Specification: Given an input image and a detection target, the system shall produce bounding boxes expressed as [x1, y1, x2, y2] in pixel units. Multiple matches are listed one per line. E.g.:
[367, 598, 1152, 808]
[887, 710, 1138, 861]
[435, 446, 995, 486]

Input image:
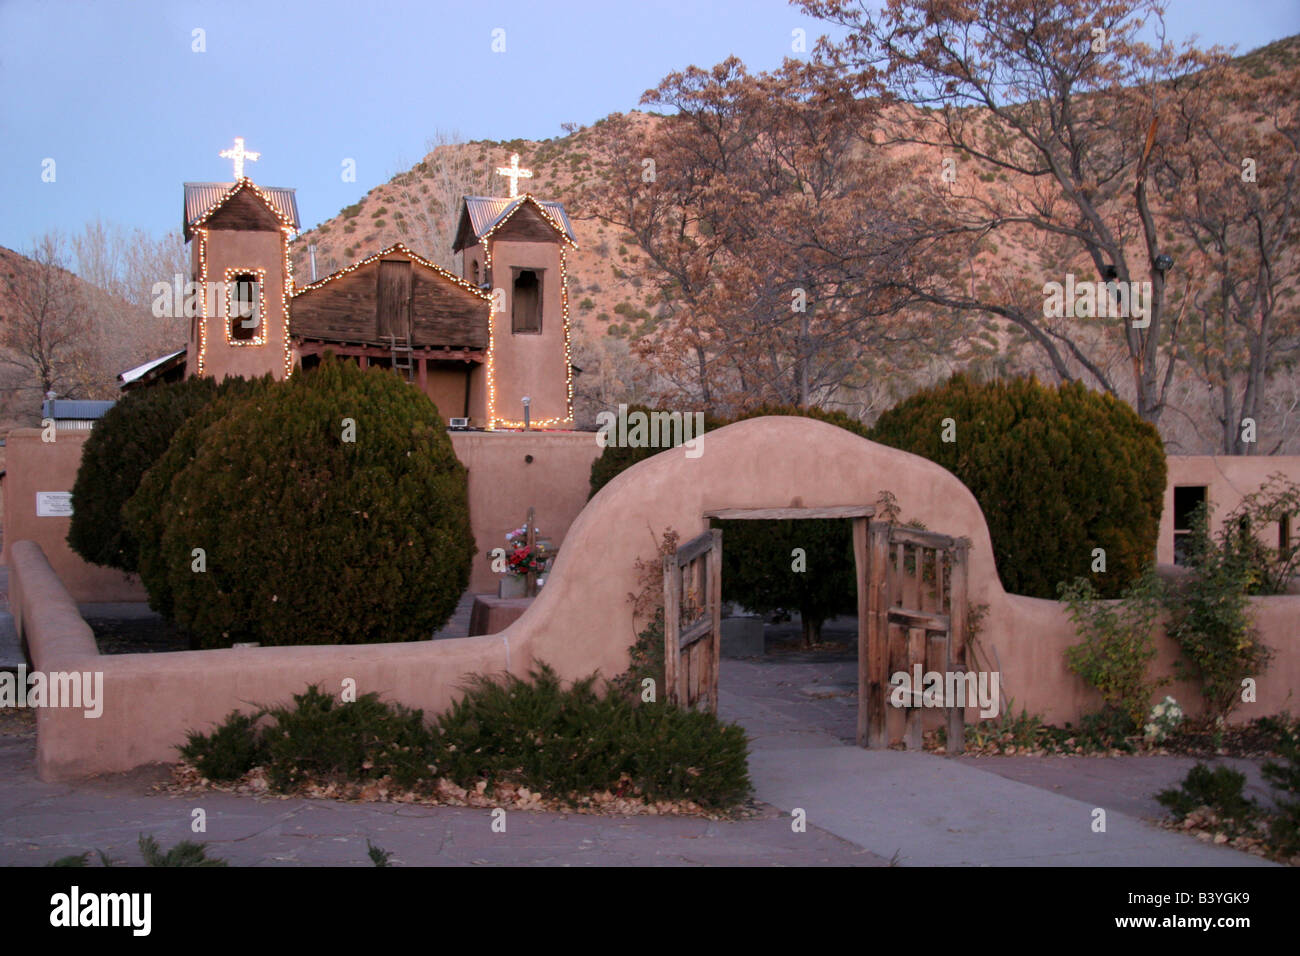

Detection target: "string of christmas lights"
[484, 197, 578, 429]
[190, 178, 299, 378]
[292, 241, 492, 299]
[222, 266, 268, 346]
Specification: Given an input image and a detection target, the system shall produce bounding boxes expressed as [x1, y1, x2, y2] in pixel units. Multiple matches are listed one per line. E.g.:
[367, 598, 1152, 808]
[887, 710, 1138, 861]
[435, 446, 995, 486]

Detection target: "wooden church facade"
[169, 152, 576, 429]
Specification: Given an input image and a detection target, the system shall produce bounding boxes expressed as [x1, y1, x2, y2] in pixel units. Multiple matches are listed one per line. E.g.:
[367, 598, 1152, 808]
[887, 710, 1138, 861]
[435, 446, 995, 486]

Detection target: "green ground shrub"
[177, 665, 753, 811]
[261, 686, 436, 791]
[434, 664, 750, 809]
[1156, 763, 1259, 833]
[68, 376, 221, 572]
[178, 710, 265, 781]
[868, 374, 1166, 598]
[141, 356, 475, 647]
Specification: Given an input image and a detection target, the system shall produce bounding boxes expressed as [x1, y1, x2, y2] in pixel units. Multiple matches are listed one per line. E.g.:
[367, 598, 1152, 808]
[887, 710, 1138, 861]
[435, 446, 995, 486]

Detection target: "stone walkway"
[720, 653, 1275, 867]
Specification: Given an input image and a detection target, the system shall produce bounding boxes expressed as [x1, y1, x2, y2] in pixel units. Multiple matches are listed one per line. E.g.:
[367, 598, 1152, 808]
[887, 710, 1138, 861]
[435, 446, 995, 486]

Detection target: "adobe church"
[126, 139, 577, 429]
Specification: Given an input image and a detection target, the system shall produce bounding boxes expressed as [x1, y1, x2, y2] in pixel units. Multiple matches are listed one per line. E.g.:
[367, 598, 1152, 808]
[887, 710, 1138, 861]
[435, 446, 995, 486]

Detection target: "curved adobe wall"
[499, 416, 1006, 679]
[500, 415, 1300, 724]
[19, 416, 1299, 779]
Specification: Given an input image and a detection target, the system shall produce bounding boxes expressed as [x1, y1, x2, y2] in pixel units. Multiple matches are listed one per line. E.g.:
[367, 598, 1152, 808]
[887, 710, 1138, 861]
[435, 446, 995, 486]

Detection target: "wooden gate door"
[663, 529, 722, 710]
[860, 521, 969, 753]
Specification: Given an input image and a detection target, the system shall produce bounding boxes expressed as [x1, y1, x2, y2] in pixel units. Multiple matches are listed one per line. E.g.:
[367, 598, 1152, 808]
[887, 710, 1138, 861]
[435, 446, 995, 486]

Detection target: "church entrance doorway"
[662, 508, 970, 752]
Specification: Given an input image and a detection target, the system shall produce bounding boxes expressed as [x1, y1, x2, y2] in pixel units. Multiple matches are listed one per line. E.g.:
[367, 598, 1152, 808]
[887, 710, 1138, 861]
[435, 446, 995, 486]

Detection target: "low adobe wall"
[2, 430, 146, 602]
[14, 417, 1300, 780]
[1, 427, 601, 601]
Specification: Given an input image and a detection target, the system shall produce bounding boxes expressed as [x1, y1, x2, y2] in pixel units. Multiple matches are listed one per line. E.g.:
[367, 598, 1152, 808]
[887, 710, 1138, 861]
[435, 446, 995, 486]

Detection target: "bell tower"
[183, 139, 299, 383]
[452, 155, 576, 428]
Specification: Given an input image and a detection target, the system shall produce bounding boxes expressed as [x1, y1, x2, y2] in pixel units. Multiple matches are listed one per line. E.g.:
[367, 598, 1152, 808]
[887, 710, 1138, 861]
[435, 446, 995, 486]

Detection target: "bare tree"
[802, 0, 1225, 427]
[0, 233, 101, 400]
[386, 131, 495, 270]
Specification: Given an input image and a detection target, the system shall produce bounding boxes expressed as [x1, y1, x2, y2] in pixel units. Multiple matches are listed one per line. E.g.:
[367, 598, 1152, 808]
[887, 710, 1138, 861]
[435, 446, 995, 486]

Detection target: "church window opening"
[225, 268, 265, 344]
[512, 268, 542, 333]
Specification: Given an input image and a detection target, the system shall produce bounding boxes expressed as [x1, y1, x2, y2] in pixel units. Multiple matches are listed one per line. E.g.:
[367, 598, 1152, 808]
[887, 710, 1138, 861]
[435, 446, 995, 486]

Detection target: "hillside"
[287, 35, 1300, 447]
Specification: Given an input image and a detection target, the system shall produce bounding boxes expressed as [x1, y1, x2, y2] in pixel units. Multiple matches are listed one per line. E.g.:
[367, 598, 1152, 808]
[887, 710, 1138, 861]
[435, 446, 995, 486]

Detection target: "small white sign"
[36, 492, 73, 517]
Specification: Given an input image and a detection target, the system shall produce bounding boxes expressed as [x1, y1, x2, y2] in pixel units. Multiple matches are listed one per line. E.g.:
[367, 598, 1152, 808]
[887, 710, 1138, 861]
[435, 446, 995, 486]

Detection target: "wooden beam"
[888, 526, 959, 551]
[703, 505, 876, 521]
[887, 607, 951, 633]
[674, 530, 716, 567]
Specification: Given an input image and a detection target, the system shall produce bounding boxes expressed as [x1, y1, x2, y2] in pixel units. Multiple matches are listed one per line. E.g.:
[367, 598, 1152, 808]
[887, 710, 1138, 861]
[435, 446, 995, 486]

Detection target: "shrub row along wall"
[1, 427, 603, 601]
[13, 417, 1300, 780]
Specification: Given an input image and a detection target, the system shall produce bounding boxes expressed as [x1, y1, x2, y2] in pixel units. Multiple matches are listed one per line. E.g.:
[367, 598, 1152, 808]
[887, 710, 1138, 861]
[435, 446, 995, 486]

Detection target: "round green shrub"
[868, 374, 1166, 598]
[67, 376, 220, 572]
[124, 375, 275, 621]
[144, 356, 475, 647]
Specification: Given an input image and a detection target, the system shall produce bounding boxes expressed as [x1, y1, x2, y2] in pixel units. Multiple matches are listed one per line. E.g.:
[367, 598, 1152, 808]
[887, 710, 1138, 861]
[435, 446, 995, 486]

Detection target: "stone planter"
[498, 575, 527, 599]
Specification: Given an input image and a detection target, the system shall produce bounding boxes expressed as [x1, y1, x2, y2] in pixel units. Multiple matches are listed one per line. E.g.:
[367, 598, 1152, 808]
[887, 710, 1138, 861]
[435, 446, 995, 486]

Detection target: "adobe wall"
[1, 430, 145, 602]
[503, 418, 1300, 724]
[449, 429, 601, 593]
[1158, 455, 1300, 565]
[14, 417, 1300, 780]
[1, 426, 600, 601]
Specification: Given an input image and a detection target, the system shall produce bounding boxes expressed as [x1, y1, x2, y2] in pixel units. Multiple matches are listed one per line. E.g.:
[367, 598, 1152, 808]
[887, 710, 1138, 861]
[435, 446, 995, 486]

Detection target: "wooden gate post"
[853, 517, 869, 747]
[946, 539, 969, 755]
[663, 552, 680, 706]
[865, 521, 892, 748]
[707, 528, 722, 712]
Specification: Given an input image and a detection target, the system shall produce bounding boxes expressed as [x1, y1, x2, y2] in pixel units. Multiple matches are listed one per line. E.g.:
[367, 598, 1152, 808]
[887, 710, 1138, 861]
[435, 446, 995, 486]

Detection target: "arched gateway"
[497, 416, 995, 750]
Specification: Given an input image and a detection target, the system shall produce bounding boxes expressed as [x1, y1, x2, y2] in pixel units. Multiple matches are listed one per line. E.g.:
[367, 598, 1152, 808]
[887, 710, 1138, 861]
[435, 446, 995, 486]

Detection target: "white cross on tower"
[220, 137, 261, 180]
[495, 153, 533, 198]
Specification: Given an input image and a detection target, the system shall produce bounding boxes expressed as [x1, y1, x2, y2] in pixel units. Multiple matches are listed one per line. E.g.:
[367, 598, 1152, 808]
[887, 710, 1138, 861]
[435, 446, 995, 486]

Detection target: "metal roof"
[453, 195, 576, 252]
[183, 182, 300, 239]
[41, 399, 116, 421]
[118, 348, 187, 389]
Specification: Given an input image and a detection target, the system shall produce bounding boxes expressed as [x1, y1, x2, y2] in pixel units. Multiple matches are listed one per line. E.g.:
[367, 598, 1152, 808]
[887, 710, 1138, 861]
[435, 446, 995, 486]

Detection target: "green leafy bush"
[178, 710, 265, 781]
[868, 374, 1166, 598]
[261, 686, 436, 791]
[1059, 570, 1166, 727]
[1219, 475, 1300, 594]
[125, 375, 275, 622]
[68, 376, 221, 572]
[1164, 502, 1271, 720]
[434, 664, 750, 809]
[140, 356, 475, 647]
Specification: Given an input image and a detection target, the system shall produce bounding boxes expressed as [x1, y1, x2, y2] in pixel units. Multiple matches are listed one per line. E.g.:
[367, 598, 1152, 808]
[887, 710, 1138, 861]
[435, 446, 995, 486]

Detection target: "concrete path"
[0, 708, 884, 867]
[719, 656, 1275, 867]
[0, 599, 1279, 866]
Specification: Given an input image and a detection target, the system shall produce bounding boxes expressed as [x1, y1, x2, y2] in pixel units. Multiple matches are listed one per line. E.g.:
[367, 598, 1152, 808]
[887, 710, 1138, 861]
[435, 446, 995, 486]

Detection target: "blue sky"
[2, 0, 1298, 253]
